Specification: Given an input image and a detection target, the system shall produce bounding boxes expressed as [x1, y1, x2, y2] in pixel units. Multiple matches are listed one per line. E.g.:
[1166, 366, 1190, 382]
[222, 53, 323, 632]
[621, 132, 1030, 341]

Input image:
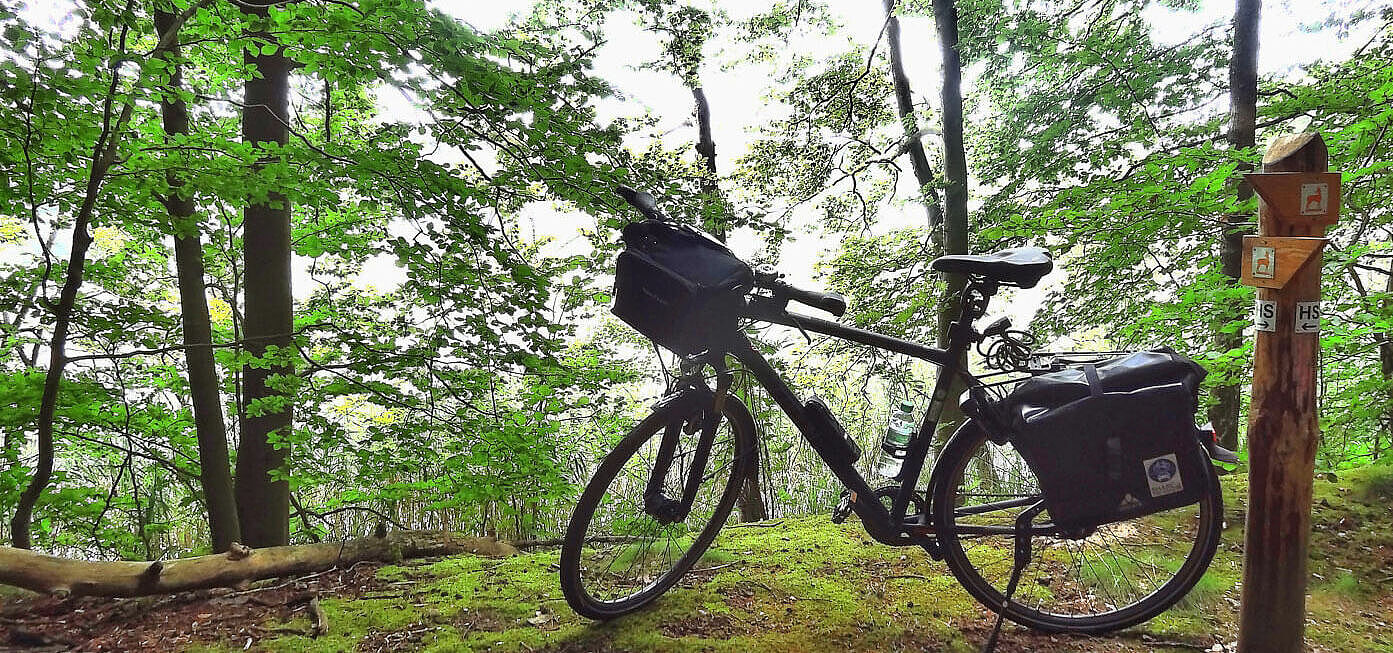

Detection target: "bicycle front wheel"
[931, 421, 1223, 633]
[560, 392, 755, 620]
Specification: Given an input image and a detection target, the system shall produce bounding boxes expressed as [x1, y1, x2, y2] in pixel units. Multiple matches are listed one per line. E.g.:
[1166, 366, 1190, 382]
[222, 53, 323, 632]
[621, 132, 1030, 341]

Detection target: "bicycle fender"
[650, 388, 758, 461]
[925, 419, 994, 518]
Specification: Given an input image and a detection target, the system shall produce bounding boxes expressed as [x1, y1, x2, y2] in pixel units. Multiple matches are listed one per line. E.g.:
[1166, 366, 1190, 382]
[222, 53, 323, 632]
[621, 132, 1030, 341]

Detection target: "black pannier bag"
[997, 349, 1212, 530]
[611, 219, 754, 356]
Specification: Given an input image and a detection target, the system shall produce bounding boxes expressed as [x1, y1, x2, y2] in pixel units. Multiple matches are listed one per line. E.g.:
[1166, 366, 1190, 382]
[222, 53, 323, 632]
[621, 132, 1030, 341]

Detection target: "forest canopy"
[0, 0, 1390, 561]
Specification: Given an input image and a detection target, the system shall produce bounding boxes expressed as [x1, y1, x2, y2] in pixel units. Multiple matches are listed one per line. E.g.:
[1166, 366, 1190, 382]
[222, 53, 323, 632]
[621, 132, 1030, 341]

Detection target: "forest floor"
[2, 470, 1392, 653]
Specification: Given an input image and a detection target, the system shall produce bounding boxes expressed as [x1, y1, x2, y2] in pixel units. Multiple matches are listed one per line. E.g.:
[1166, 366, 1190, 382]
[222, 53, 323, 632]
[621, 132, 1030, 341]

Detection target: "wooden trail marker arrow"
[1244, 171, 1341, 227]
[1239, 236, 1325, 289]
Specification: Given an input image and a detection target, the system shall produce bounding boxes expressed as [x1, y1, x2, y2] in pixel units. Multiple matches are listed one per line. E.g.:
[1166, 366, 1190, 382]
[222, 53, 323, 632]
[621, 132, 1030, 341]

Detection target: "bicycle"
[559, 187, 1224, 635]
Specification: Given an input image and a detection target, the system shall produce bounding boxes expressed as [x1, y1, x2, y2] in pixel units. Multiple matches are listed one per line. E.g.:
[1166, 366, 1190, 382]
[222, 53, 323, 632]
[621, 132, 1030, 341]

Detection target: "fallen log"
[0, 531, 516, 598]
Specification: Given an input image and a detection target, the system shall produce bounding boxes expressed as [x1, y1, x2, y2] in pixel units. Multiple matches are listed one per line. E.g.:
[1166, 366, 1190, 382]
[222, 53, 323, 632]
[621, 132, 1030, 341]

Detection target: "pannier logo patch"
[1143, 454, 1183, 497]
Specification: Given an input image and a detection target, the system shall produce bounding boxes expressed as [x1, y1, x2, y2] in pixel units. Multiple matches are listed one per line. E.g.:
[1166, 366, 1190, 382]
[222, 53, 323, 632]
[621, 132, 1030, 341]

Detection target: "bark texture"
[0, 532, 516, 598]
[931, 0, 969, 347]
[1211, 0, 1261, 451]
[930, 0, 970, 441]
[153, 8, 241, 554]
[234, 2, 294, 548]
[883, 0, 944, 235]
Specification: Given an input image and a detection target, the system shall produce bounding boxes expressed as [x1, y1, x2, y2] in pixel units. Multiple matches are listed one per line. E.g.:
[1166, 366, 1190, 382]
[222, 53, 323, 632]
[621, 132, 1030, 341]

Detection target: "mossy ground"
[9, 471, 1392, 652]
[185, 472, 1389, 652]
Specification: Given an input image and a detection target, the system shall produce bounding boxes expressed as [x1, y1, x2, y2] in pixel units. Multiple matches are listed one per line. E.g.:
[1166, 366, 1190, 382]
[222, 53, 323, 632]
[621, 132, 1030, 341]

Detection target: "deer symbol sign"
[1300, 183, 1328, 216]
[1246, 172, 1340, 225]
[1252, 246, 1275, 279]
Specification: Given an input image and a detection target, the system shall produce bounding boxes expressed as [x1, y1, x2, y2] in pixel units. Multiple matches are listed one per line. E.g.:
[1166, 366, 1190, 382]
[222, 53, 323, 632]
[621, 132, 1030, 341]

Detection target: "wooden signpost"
[1236, 133, 1336, 653]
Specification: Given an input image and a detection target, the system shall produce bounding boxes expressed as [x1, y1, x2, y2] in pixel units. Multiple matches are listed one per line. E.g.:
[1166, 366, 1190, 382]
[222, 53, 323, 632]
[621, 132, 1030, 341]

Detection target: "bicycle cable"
[977, 329, 1037, 373]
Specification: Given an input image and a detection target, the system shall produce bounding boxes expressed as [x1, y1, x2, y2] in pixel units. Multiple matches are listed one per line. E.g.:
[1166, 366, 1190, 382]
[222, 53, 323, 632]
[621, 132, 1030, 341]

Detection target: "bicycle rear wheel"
[560, 392, 755, 620]
[931, 422, 1222, 633]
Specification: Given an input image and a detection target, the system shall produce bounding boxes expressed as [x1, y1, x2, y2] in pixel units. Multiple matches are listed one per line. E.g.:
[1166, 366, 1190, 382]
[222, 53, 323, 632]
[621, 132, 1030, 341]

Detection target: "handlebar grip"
[786, 286, 847, 318]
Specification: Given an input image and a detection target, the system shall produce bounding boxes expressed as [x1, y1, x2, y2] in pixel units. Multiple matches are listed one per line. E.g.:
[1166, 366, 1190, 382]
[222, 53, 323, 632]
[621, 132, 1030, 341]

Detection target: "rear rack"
[1023, 350, 1132, 374]
[966, 350, 1135, 432]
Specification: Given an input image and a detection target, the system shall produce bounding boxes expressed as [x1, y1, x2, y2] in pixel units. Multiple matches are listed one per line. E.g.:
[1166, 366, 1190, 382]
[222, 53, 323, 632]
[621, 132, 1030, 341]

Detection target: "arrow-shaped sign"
[1240, 235, 1325, 289]
[1245, 172, 1341, 225]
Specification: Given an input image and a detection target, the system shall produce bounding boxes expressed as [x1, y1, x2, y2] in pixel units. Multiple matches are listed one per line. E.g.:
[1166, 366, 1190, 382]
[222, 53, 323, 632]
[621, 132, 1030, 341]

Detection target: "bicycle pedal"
[830, 494, 854, 523]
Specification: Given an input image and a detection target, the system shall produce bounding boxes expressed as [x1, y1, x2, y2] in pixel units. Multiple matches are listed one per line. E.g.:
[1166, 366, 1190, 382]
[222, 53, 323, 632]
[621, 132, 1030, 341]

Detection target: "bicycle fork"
[643, 364, 734, 525]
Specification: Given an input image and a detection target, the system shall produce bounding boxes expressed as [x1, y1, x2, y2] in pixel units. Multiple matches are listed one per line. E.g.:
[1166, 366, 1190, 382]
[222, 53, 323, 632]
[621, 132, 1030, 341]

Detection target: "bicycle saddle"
[930, 247, 1053, 288]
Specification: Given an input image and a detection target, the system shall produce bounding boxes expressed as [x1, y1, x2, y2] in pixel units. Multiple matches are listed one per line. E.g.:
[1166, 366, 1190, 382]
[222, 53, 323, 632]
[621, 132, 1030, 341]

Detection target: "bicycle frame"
[727, 279, 996, 549]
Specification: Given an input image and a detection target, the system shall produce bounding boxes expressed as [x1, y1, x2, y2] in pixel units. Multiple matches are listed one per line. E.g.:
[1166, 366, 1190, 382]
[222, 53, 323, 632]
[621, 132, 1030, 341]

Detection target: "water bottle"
[876, 400, 916, 479]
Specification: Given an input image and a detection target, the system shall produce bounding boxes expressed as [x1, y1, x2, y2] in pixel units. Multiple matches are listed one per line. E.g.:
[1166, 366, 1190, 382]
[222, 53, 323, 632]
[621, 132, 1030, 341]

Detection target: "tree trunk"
[0, 531, 516, 598]
[8, 176, 99, 551]
[234, 3, 294, 548]
[738, 445, 768, 522]
[1210, 0, 1260, 452]
[154, 8, 241, 554]
[931, 0, 970, 440]
[1380, 262, 1393, 463]
[931, 0, 969, 346]
[883, 0, 944, 238]
[692, 83, 767, 521]
[692, 86, 725, 240]
[8, 14, 150, 548]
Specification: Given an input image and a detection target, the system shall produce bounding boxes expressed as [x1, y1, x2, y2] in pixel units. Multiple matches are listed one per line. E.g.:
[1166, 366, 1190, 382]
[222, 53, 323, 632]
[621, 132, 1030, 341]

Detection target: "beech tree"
[154, 4, 240, 552]
[883, 0, 943, 240]
[233, 0, 295, 549]
[1211, 0, 1261, 451]
[8, 0, 208, 549]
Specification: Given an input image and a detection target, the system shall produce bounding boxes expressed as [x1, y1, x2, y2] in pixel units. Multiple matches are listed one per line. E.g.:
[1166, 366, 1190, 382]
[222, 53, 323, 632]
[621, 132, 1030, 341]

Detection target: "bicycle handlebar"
[614, 187, 846, 318]
[754, 270, 847, 318]
[783, 284, 847, 318]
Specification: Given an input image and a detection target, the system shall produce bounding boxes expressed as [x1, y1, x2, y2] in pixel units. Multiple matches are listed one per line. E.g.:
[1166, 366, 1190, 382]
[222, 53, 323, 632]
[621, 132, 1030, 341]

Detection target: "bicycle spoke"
[566, 402, 746, 610]
[939, 428, 1220, 629]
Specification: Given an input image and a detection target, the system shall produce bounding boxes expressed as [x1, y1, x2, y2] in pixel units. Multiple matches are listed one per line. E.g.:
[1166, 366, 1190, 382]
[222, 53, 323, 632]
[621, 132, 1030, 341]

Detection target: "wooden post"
[1237, 133, 1336, 653]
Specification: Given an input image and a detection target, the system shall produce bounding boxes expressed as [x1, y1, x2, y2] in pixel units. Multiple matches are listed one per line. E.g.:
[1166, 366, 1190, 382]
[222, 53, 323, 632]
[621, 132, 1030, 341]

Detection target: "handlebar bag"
[612, 219, 754, 356]
[998, 349, 1212, 530]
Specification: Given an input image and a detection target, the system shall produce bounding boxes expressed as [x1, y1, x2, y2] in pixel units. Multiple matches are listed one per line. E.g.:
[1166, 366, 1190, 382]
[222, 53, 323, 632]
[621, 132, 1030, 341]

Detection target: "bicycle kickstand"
[981, 500, 1046, 653]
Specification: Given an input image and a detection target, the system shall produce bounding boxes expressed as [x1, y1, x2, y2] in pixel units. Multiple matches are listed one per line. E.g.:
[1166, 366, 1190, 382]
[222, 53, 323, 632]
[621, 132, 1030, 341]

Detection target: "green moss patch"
[1344, 464, 1393, 505]
[209, 474, 1393, 652]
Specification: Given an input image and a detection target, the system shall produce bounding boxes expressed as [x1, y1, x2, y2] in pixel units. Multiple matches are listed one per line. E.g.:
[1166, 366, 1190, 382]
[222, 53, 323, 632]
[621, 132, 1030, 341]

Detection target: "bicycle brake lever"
[790, 314, 813, 345]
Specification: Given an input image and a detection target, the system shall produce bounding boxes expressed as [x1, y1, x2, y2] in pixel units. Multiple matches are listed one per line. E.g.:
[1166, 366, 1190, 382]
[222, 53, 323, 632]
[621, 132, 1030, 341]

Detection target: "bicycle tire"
[930, 421, 1222, 633]
[560, 392, 755, 620]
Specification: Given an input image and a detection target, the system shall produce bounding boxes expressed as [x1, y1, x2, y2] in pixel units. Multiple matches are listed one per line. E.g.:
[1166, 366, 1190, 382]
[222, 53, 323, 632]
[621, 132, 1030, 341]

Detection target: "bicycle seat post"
[947, 277, 996, 350]
[889, 277, 996, 523]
